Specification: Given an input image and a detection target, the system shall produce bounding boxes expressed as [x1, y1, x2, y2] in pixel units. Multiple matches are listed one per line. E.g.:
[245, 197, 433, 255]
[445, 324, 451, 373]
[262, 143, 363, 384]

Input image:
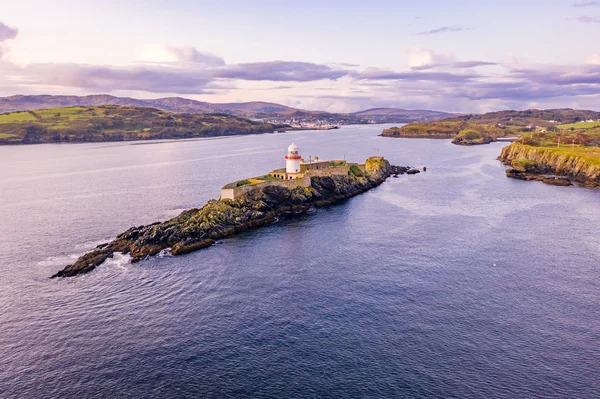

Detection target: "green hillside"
[0, 105, 284, 144]
[382, 109, 600, 146]
[557, 121, 600, 130]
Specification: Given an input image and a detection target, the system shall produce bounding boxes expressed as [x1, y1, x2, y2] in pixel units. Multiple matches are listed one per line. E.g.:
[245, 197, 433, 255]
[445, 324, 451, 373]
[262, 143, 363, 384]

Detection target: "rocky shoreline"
[53, 157, 415, 278]
[498, 143, 600, 187]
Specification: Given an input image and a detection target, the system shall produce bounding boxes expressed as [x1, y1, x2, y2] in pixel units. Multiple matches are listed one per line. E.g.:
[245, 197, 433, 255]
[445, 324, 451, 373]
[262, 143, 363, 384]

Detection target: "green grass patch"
[256, 175, 281, 181]
[0, 105, 277, 144]
[557, 121, 600, 130]
[348, 164, 364, 178]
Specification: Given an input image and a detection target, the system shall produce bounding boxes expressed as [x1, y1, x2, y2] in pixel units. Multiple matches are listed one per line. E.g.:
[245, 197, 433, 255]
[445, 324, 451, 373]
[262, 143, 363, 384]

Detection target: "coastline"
[498, 143, 600, 187]
[52, 156, 410, 278]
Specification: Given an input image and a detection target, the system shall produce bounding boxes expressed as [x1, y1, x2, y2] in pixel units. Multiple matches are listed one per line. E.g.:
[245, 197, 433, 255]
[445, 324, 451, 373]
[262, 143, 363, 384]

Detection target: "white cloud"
[136, 45, 225, 66]
[404, 48, 453, 68]
[587, 54, 600, 64]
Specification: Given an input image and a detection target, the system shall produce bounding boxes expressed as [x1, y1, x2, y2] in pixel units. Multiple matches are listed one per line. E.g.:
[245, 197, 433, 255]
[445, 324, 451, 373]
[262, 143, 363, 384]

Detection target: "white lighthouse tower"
[286, 143, 301, 174]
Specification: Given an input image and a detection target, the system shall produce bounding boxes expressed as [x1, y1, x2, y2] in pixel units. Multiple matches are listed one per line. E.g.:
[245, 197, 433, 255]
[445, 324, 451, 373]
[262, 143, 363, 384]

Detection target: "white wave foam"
[38, 253, 81, 267]
[100, 252, 132, 270]
[158, 248, 172, 258]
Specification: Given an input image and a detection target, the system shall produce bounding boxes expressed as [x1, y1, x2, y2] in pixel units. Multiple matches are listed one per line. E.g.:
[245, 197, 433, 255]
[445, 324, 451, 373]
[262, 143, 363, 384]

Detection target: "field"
[0, 106, 282, 144]
[519, 129, 600, 166]
[557, 121, 600, 130]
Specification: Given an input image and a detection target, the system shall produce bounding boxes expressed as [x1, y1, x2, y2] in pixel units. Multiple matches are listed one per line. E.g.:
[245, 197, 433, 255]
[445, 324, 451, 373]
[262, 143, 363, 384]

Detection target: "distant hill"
[0, 95, 449, 124]
[381, 108, 600, 145]
[0, 105, 284, 145]
[352, 108, 452, 123]
[0, 95, 293, 116]
[446, 109, 600, 127]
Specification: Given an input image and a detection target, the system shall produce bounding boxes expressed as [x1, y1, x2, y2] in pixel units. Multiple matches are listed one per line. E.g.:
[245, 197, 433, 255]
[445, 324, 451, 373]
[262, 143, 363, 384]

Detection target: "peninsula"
[380, 108, 600, 187]
[498, 128, 600, 187]
[0, 105, 286, 144]
[381, 109, 600, 146]
[53, 144, 415, 278]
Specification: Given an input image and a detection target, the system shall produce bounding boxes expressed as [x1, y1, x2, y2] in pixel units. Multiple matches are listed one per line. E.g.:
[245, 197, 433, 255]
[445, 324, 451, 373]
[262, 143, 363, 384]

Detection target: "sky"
[1, 0, 600, 113]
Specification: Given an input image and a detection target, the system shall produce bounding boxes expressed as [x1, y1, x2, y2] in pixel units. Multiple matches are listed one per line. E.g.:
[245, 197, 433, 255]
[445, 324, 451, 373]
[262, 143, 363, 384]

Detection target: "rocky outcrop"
[451, 131, 495, 146]
[53, 157, 400, 278]
[498, 143, 600, 187]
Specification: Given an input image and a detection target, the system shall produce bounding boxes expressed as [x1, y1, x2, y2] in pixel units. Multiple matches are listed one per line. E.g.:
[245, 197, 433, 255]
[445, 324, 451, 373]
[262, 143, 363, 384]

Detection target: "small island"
[53, 144, 415, 278]
[381, 121, 508, 145]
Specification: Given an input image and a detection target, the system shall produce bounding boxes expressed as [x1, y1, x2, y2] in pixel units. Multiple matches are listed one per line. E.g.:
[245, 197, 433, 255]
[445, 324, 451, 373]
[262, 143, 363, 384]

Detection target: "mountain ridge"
[0, 94, 451, 123]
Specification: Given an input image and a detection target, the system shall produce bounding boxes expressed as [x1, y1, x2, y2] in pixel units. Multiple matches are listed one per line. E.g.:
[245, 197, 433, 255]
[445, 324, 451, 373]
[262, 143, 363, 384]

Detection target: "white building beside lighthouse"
[270, 143, 331, 180]
[286, 143, 301, 173]
[221, 142, 348, 200]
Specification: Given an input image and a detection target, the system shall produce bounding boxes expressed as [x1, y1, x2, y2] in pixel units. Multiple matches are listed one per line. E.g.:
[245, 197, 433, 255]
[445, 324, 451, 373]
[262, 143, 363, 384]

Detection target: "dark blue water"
[0, 125, 598, 398]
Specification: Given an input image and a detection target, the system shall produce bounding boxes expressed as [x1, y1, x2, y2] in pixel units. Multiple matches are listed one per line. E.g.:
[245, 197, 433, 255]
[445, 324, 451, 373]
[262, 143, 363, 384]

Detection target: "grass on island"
[0, 105, 279, 144]
[382, 121, 462, 137]
[383, 120, 522, 141]
[256, 175, 281, 181]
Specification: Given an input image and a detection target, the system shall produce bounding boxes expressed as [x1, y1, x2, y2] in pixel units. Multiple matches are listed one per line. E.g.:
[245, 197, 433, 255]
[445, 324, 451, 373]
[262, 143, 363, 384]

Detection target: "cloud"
[577, 15, 600, 22]
[164, 46, 225, 66]
[416, 26, 471, 35]
[588, 54, 600, 64]
[0, 22, 18, 59]
[1, 29, 600, 114]
[0, 22, 18, 42]
[510, 64, 600, 85]
[353, 67, 479, 82]
[452, 61, 497, 68]
[404, 49, 496, 71]
[573, 1, 600, 7]
[138, 45, 225, 66]
[215, 61, 346, 82]
[411, 60, 497, 71]
[405, 48, 452, 67]
[8, 59, 349, 95]
[21, 63, 215, 94]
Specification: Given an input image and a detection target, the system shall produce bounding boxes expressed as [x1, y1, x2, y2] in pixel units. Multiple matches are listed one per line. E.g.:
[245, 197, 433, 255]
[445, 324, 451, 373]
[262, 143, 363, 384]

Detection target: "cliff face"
[53, 157, 392, 278]
[499, 143, 600, 186]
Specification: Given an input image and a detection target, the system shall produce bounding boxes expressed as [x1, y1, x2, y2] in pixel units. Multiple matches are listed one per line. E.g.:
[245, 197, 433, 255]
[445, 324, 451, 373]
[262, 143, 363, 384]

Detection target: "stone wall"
[221, 175, 311, 200]
[305, 165, 355, 177]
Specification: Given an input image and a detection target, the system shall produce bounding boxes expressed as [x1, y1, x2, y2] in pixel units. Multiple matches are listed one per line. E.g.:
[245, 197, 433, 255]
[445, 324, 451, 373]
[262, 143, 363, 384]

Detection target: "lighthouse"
[286, 143, 301, 173]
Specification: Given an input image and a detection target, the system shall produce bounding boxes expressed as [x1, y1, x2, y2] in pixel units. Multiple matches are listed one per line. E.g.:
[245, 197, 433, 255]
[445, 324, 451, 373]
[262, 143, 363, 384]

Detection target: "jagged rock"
[407, 169, 421, 175]
[52, 157, 395, 278]
[499, 143, 600, 187]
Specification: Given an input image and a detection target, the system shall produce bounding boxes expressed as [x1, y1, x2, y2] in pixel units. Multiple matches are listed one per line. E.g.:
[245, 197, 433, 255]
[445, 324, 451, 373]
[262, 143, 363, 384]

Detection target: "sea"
[0, 124, 598, 398]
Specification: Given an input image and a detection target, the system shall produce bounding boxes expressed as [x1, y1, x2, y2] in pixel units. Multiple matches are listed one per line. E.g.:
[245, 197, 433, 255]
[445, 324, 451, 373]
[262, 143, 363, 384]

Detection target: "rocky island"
[53, 145, 416, 278]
